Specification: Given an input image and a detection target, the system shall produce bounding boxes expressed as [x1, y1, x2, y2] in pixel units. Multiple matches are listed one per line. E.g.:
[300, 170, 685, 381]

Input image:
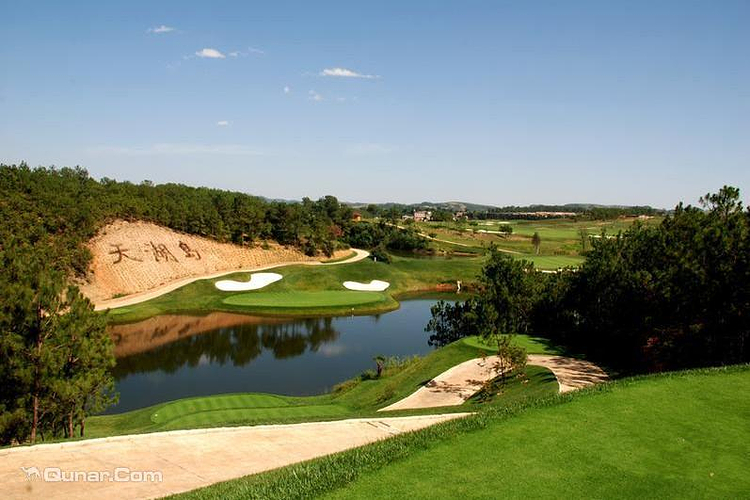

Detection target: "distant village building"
[351, 212, 362, 222]
[452, 211, 467, 221]
[413, 210, 432, 222]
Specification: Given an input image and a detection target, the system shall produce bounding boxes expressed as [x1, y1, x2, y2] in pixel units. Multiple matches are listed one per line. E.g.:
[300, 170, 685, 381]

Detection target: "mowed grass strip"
[222, 291, 388, 308]
[152, 394, 291, 424]
[161, 405, 350, 430]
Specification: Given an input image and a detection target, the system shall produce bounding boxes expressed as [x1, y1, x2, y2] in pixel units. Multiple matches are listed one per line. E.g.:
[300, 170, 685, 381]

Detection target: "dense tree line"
[428, 187, 749, 373]
[0, 163, 359, 278]
[469, 205, 662, 221]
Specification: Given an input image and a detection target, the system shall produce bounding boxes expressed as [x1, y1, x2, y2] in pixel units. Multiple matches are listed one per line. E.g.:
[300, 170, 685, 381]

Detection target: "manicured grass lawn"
[222, 291, 389, 309]
[463, 334, 560, 354]
[172, 365, 750, 500]
[151, 394, 292, 424]
[106, 255, 486, 323]
[324, 367, 750, 500]
[86, 337, 554, 438]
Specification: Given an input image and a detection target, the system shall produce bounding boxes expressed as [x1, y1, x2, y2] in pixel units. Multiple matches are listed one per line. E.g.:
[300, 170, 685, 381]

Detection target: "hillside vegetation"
[0, 163, 358, 278]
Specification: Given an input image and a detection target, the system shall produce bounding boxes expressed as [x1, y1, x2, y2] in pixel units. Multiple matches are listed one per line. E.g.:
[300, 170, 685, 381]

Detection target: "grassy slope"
[327, 366, 750, 500]
[172, 365, 750, 500]
[106, 255, 486, 323]
[85, 335, 556, 438]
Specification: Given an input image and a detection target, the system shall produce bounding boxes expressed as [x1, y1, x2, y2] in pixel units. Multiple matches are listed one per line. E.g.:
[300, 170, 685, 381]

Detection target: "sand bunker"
[215, 272, 283, 291]
[343, 280, 390, 291]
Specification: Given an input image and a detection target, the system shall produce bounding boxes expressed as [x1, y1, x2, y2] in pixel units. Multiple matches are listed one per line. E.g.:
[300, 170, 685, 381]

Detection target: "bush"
[370, 244, 391, 263]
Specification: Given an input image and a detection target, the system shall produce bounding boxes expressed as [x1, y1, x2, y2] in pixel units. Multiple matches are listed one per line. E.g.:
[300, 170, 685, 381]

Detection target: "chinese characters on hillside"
[109, 241, 202, 264]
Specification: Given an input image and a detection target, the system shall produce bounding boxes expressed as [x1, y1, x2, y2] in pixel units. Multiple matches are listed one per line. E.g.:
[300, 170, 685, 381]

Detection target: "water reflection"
[106, 300, 443, 413]
[112, 317, 342, 377]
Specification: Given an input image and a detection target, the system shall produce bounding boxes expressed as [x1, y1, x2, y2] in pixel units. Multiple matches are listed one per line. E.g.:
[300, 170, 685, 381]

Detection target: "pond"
[106, 299, 444, 413]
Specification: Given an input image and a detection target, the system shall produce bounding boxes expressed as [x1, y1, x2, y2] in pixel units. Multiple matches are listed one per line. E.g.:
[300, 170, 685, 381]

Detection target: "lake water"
[107, 299, 442, 413]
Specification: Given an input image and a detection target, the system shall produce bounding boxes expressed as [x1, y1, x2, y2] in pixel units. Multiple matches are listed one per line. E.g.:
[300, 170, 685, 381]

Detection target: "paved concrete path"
[380, 354, 608, 411]
[1, 413, 468, 500]
[95, 249, 370, 311]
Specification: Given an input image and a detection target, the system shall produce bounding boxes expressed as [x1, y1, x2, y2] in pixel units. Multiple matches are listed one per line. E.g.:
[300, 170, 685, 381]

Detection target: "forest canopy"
[0, 163, 367, 277]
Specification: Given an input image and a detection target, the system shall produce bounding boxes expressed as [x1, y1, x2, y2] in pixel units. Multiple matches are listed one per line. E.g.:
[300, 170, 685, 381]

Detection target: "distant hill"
[345, 200, 663, 214]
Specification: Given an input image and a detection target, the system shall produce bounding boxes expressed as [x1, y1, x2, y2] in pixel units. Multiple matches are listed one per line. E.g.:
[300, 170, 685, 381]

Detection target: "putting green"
[151, 393, 291, 424]
[222, 291, 388, 308]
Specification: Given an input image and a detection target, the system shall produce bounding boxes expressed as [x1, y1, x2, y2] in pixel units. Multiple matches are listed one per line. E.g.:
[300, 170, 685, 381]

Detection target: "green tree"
[579, 228, 589, 253]
[0, 241, 117, 444]
[531, 231, 541, 255]
[478, 248, 540, 337]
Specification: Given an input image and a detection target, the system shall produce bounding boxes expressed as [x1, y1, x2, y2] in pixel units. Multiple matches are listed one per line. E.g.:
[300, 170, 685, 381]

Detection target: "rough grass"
[170, 364, 750, 500]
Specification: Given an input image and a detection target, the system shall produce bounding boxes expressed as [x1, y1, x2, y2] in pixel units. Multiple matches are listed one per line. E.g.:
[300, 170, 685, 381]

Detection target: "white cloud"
[228, 47, 265, 58]
[308, 90, 323, 101]
[87, 143, 260, 156]
[283, 86, 291, 94]
[216, 120, 230, 127]
[148, 25, 175, 34]
[195, 48, 226, 59]
[320, 67, 379, 79]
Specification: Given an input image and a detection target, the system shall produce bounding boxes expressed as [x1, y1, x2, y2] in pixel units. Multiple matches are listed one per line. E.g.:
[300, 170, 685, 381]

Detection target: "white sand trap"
[215, 272, 283, 291]
[343, 280, 390, 292]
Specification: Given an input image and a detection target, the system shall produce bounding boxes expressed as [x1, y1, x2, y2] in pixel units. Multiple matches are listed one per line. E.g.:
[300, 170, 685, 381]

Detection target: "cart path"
[94, 248, 370, 311]
[379, 354, 608, 411]
[0, 412, 468, 500]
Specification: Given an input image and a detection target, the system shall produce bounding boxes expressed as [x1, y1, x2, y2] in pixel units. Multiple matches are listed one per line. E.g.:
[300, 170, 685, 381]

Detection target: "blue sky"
[1, 1, 748, 208]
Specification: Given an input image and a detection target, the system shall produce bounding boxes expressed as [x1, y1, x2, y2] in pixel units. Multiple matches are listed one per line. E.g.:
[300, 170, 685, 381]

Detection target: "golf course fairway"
[222, 291, 389, 309]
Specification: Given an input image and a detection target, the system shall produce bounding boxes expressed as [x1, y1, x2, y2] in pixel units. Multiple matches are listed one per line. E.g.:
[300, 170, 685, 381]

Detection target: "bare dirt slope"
[79, 220, 343, 307]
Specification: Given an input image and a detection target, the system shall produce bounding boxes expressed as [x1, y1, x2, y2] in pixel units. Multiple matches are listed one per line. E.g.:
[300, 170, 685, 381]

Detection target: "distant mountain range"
[344, 200, 663, 213]
[257, 195, 663, 214]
